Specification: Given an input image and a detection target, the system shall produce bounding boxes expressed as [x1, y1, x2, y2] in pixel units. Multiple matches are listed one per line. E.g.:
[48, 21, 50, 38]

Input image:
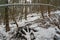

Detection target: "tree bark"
[25, 0, 27, 20]
[40, 6, 44, 18]
[5, 0, 10, 32]
[48, 6, 50, 17]
[12, 0, 19, 28]
[47, 0, 50, 17]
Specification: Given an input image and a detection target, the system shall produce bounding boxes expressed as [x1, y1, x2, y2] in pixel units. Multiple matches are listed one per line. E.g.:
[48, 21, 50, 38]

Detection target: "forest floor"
[0, 10, 60, 40]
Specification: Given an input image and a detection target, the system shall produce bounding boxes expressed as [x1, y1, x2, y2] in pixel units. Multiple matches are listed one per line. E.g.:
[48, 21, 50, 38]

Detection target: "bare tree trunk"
[5, 0, 10, 32]
[12, 15, 19, 28]
[47, 0, 51, 17]
[40, 6, 44, 18]
[25, 0, 27, 20]
[48, 6, 50, 17]
[25, 3, 27, 20]
[19, 7, 23, 21]
[12, 0, 18, 28]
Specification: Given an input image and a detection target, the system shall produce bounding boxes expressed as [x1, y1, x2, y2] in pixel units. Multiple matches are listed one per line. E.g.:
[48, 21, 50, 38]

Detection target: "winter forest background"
[0, 0, 60, 40]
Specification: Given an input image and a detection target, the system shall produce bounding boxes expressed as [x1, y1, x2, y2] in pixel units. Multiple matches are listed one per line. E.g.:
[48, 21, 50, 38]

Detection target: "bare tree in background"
[47, 0, 51, 17]
[25, 0, 28, 20]
[40, 0, 44, 18]
[5, 0, 10, 32]
[12, 0, 19, 28]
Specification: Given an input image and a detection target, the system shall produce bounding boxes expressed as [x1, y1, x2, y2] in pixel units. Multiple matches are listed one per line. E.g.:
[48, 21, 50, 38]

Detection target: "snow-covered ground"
[0, 10, 60, 40]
